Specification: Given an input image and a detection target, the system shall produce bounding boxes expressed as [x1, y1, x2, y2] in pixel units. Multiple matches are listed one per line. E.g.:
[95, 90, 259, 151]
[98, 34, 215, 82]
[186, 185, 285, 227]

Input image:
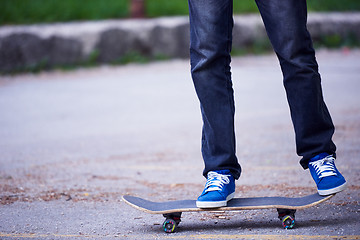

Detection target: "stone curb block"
[0, 13, 359, 72]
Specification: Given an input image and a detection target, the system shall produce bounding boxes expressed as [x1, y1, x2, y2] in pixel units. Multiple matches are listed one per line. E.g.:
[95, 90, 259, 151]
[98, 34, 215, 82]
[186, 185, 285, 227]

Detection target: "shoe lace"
[204, 171, 231, 192]
[309, 155, 337, 179]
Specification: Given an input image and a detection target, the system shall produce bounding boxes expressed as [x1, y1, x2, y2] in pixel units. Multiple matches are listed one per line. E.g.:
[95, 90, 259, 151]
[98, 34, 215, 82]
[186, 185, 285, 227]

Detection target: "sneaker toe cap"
[318, 175, 346, 190]
[197, 191, 225, 202]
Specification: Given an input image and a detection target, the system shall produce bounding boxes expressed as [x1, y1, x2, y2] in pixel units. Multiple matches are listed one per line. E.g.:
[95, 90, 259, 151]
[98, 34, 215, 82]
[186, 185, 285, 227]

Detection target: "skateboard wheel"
[163, 218, 177, 233]
[281, 215, 295, 229]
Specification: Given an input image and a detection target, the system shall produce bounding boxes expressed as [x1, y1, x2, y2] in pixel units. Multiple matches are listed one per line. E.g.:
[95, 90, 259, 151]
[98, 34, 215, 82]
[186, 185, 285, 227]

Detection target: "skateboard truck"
[277, 208, 296, 229]
[162, 212, 182, 233]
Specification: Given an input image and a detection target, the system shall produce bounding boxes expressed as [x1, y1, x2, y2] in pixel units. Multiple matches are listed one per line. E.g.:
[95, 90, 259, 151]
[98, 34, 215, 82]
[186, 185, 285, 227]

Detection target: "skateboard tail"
[122, 195, 198, 214]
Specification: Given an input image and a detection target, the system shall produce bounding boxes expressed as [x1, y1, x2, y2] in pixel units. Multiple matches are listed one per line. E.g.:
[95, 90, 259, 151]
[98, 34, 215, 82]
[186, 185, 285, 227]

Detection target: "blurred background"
[1, 0, 360, 24]
[1, 0, 360, 74]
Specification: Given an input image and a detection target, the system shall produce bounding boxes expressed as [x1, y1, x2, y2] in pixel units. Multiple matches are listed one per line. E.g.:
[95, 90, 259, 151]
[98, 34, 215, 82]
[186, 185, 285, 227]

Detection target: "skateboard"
[122, 193, 334, 233]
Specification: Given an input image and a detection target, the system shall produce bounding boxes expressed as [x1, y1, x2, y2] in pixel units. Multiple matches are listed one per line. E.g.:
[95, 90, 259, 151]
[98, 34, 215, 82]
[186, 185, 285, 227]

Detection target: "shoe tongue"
[212, 170, 231, 175]
[310, 153, 330, 161]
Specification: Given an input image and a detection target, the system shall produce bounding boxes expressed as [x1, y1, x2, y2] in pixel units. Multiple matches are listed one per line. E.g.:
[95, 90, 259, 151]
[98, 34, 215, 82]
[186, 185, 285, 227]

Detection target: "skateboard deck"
[122, 193, 334, 232]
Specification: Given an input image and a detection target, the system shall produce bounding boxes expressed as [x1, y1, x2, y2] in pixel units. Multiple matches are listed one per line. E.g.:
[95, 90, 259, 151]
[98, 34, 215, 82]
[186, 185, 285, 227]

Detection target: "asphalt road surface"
[0, 49, 359, 239]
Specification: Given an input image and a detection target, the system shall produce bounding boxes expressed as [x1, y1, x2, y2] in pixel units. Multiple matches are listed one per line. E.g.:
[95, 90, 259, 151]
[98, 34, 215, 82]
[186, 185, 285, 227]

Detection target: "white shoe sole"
[318, 182, 347, 196]
[196, 192, 235, 208]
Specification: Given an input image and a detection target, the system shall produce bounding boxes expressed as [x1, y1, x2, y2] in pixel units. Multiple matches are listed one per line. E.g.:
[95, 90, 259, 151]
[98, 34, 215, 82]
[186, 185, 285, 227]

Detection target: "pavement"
[0, 49, 359, 239]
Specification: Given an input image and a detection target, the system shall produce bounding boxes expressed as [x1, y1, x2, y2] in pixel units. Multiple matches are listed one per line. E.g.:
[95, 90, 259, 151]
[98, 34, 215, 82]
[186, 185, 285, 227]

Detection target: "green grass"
[307, 0, 360, 11]
[1, 0, 360, 25]
[146, 0, 188, 17]
[147, 0, 360, 18]
[0, 0, 129, 25]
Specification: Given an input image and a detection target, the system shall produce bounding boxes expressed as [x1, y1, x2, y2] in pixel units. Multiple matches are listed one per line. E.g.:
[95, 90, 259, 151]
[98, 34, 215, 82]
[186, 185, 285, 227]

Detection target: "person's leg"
[255, 0, 346, 194]
[188, 0, 241, 208]
[255, 0, 335, 167]
[188, 0, 241, 179]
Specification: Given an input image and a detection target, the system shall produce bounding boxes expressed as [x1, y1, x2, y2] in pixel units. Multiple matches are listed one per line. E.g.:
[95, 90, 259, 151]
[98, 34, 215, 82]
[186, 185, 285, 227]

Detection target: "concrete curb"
[1, 13, 360, 73]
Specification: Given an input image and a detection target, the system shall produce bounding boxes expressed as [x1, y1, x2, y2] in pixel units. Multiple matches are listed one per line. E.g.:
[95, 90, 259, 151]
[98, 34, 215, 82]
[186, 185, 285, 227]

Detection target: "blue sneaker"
[308, 153, 347, 196]
[196, 170, 235, 208]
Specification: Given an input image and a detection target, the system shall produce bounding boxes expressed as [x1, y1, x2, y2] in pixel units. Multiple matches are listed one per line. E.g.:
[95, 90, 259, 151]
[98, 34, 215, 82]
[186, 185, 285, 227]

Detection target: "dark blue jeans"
[188, 0, 336, 179]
